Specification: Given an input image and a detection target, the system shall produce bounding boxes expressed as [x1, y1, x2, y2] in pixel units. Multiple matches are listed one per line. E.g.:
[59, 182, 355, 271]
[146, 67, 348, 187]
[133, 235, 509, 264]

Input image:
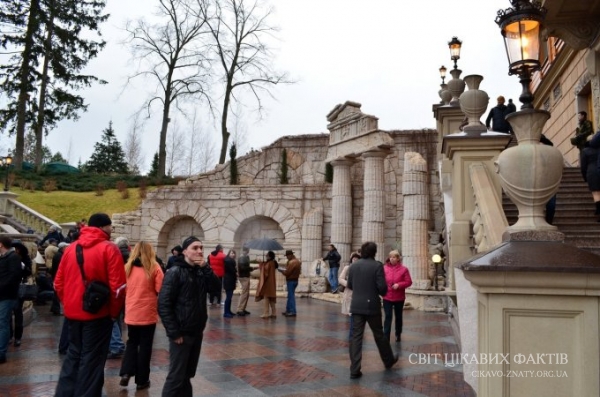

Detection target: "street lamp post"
[1, 154, 13, 191]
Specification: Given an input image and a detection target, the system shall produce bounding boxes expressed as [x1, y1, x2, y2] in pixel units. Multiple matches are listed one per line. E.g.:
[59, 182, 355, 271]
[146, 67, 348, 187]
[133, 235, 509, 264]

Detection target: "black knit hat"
[88, 213, 112, 228]
[182, 236, 200, 250]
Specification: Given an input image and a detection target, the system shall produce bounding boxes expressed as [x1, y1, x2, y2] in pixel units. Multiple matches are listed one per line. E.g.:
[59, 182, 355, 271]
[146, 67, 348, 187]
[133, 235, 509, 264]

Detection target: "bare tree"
[184, 109, 215, 175]
[229, 101, 249, 156]
[165, 119, 185, 176]
[193, 0, 292, 164]
[124, 0, 212, 178]
[124, 114, 145, 175]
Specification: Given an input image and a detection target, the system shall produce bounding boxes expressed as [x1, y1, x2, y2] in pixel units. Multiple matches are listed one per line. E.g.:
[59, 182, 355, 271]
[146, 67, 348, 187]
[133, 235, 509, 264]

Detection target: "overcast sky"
[12, 0, 522, 171]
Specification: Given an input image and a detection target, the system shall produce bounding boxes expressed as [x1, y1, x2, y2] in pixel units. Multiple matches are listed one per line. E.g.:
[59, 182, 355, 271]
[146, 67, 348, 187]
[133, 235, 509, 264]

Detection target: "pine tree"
[0, 0, 108, 169]
[148, 152, 159, 177]
[280, 148, 289, 184]
[229, 142, 238, 185]
[86, 122, 129, 174]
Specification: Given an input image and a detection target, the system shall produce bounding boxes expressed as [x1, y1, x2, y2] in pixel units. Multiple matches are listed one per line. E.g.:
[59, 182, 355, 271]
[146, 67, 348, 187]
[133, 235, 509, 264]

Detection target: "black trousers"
[209, 277, 222, 304]
[120, 324, 157, 385]
[55, 316, 112, 397]
[383, 299, 405, 340]
[162, 334, 204, 397]
[349, 313, 395, 375]
[10, 299, 24, 340]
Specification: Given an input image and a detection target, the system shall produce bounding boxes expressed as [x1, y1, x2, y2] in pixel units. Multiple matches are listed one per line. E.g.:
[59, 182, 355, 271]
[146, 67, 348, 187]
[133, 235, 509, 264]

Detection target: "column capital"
[361, 148, 391, 159]
[329, 158, 355, 167]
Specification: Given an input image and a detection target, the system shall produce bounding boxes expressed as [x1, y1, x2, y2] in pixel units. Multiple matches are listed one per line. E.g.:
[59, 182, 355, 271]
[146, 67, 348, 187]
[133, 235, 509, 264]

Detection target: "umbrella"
[244, 237, 284, 251]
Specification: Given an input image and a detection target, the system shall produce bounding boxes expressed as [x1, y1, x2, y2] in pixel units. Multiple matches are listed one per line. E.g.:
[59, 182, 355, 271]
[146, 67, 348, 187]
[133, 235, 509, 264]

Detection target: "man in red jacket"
[54, 213, 126, 397]
[207, 244, 225, 306]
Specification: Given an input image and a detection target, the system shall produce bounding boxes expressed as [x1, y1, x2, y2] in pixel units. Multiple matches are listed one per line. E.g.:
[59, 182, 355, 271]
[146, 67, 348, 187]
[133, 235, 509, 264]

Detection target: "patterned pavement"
[0, 297, 475, 396]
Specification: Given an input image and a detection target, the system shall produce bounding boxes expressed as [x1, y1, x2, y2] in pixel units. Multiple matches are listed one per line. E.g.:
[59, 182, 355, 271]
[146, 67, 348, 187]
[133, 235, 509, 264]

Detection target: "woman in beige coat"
[338, 252, 360, 339]
[256, 251, 278, 319]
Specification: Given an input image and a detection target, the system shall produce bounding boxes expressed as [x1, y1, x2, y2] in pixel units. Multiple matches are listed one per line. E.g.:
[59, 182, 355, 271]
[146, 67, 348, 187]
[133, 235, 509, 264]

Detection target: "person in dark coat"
[9, 241, 32, 348]
[235, 247, 254, 316]
[485, 95, 512, 133]
[323, 244, 341, 293]
[580, 141, 600, 217]
[347, 241, 398, 379]
[158, 236, 220, 397]
[39, 225, 64, 246]
[0, 236, 27, 364]
[166, 245, 182, 270]
[222, 250, 238, 318]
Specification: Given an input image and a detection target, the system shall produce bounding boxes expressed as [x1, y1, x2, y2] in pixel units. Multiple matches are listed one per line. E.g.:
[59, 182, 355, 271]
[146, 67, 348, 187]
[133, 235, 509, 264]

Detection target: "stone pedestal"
[458, 231, 600, 397]
[362, 149, 389, 262]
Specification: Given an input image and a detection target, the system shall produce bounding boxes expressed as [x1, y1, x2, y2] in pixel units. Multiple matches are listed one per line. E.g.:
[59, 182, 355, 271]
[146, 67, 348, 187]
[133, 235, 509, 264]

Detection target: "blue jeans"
[328, 267, 339, 291]
[286, 280, 298, 315]
[0, 299, 16, 359]
[109, 320, 125, 354]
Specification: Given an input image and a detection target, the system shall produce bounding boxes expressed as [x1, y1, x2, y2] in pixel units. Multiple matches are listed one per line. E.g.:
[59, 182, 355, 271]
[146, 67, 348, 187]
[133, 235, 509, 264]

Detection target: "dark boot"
[595, 201, 600, 215]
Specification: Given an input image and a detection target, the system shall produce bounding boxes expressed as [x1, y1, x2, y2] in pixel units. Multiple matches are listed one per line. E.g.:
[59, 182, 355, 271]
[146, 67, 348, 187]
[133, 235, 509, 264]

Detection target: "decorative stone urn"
[458, 75, 489, 133]
[438, 83, 452, 105]
[447, 68, 466, 106]
[495, 109, 563, 230]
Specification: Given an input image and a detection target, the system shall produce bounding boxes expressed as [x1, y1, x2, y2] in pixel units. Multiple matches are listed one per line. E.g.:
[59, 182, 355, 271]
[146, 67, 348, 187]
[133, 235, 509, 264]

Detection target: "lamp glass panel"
[449, 44, 461, 59]
[503, 20, 540, 65]
[439, 66, 447, 78]
[6, 157, 12, 165]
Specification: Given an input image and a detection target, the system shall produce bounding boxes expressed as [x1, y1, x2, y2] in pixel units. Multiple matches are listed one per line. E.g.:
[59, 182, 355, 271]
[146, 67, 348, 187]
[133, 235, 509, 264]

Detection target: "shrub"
[139, 179, 148, 199]
[116, 180, 128, 193]
[95, 183, 105, 196]
[43, 179, 57, 193]
[120, 189, 130, 199]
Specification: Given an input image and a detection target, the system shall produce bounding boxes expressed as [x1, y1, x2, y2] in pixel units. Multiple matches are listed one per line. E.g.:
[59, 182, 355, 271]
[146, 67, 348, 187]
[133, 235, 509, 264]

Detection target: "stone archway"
[143, 200, 218, 259]
[158, 215, 205, 260]
[222, 199, 302, 251]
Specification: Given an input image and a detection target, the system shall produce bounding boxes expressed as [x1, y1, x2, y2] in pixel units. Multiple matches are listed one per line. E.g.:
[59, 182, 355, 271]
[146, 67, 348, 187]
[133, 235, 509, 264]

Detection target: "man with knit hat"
[158, 236, 220, 397]
[54, 213, 126, 397]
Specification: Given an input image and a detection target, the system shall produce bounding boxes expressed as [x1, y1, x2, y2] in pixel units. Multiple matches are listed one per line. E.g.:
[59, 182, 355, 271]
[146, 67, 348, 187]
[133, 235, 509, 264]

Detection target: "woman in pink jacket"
[119, 242, 164, 391]
[383, 250, 412, 343]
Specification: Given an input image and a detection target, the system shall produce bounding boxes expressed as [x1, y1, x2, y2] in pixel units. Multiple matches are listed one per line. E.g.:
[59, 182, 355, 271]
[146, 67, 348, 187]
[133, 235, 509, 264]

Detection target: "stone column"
[301, 208, 323, 275]
[330, 158, 353, 264]
[401, 152, 430, 289]
[361, 149, 389, 262]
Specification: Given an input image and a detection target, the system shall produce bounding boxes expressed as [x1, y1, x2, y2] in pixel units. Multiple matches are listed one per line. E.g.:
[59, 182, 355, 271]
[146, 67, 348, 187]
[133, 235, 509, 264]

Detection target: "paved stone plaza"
[0, 298, 474, 396]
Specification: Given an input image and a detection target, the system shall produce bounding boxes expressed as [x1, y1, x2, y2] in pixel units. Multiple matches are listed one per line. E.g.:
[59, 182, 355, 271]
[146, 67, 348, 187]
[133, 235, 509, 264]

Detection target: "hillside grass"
[12, 187, 153, 224]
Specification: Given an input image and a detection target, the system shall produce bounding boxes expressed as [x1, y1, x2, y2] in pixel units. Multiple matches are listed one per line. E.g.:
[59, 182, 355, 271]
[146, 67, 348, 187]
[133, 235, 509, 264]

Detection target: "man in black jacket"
[485, 95, 512, 133]
[158, 236, 220, 397]
[347, 242, 398, 379]
[0, 236, 23, 364]
[323, 244, 341, 293]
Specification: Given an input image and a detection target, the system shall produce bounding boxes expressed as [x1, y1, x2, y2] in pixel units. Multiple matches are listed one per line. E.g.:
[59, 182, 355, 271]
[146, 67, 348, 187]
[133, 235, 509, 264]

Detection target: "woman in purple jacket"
[383, 250, 412, 342]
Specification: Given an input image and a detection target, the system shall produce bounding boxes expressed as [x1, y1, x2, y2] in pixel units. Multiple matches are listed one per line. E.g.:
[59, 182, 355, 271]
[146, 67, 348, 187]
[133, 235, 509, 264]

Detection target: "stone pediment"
[325, 101, 393, 162]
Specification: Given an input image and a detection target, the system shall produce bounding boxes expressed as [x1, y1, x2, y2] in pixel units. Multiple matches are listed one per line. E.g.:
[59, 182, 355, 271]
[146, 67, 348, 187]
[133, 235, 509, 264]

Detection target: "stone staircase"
[504, 167, 600, 255]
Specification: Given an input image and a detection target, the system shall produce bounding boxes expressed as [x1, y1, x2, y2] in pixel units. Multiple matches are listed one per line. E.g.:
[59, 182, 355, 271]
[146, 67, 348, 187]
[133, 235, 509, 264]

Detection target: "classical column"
[401, 152, 430, 290]
[301, 207, 323, 275]
[361, 149, 388, 262]
[330, 158, 353, 264]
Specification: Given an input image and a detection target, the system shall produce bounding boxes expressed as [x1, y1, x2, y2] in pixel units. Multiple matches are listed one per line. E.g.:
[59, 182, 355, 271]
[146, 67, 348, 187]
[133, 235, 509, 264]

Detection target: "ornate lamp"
[495, 0, 547, 109]
[2, 154, 12, 191]
[448, 36, 462, 70]
[432, 254, 442, 291]
[495, 0, 562, 231]
[439, 65, 447, 84]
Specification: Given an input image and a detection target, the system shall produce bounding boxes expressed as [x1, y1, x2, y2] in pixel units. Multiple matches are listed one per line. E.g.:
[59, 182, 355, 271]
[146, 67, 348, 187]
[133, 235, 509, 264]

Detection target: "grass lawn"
[12, 187, 150, 224]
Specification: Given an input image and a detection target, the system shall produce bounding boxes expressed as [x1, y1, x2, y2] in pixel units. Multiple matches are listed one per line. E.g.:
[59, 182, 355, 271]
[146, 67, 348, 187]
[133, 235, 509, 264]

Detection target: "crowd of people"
[0, 211, 419, 395]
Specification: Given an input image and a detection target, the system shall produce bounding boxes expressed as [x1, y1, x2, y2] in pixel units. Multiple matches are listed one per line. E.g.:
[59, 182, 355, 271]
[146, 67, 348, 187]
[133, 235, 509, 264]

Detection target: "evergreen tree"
[229, 142, 238, 185]
[0, 0, 108, 169]
[49, 151, 67, 163]
[280, 148, 288, 184]
[86, 122, 129, 174]
[148, 152, 159, 177]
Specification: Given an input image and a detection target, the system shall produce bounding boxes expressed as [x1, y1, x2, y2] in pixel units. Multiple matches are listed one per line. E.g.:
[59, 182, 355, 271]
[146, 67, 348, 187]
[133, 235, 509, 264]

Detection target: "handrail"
[469, 163, 508, 253]
[6, 198, 60, 234]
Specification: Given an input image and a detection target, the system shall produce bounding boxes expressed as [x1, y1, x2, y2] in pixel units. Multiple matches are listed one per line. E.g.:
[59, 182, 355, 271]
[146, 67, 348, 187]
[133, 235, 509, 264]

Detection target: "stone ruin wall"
[113, 129, 442, 272]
